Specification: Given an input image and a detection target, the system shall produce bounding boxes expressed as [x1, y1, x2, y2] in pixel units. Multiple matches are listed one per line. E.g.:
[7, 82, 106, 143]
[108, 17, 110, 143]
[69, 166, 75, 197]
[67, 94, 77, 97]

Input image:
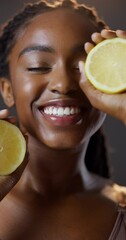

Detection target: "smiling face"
[5, 8, 105, 149]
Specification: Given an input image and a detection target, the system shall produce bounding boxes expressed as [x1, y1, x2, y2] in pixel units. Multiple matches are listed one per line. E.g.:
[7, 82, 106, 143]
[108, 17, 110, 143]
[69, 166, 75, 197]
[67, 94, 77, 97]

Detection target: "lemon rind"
[85, 38, 126, 94]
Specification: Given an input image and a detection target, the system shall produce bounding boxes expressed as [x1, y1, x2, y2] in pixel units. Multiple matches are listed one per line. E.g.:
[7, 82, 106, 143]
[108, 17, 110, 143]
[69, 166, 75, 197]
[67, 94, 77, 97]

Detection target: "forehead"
[11, 9, 97, 56]
[27, 8, 95, 31]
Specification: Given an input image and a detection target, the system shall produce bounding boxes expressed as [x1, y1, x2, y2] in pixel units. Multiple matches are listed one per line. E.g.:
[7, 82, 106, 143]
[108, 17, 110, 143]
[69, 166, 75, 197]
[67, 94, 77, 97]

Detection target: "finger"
[79, 76, 126, 124]
[84, 42, 95, 54]
[78, 62, 112, 111]
[79, 76, 104, 108]
[79, 61, 101, 104]
[0, 109, 17, 125]
[101, 29, 117, 39]
[0, 109, 9, 119]
[116, 30, 126, 39]
[91, 32, 104, 44]
[7, 116, 17, 124]
[79, 61, 87, 80]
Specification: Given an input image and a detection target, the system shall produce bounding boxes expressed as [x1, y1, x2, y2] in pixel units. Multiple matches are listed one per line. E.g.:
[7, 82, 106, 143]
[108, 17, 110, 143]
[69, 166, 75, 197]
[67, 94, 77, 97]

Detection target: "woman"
[0, 0, 126, 239]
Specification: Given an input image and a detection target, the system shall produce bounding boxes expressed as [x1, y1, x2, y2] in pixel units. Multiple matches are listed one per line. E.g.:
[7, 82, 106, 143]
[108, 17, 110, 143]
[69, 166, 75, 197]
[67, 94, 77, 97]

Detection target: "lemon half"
[0, 120, 26, 175]
[85, 38, 126, 94]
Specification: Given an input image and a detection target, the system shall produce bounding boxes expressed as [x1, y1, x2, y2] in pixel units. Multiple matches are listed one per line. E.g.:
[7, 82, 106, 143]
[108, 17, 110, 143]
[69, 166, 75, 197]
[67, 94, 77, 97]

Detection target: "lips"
[37, 99, 84, 127]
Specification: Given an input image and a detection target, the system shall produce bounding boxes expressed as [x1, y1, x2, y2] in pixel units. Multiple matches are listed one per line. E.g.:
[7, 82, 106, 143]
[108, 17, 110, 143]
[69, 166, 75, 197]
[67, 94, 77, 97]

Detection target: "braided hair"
[0, 0, 110, 178]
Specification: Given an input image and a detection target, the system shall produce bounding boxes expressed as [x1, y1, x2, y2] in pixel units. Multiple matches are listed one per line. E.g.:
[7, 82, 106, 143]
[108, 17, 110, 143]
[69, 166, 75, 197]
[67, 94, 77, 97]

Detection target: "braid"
[0, 1, 52, 78]
[85, 128, 111, 178]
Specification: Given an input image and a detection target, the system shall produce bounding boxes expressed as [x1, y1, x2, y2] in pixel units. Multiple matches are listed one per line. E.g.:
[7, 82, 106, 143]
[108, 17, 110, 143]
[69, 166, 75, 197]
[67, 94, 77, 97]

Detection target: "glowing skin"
[9, 9, 105, 149]
[0, 8, 117, 240]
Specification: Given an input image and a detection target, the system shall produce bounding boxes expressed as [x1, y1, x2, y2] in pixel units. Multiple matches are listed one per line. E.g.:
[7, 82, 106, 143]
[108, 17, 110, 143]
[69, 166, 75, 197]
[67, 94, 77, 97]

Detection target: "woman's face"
[8, 8, 106, 149]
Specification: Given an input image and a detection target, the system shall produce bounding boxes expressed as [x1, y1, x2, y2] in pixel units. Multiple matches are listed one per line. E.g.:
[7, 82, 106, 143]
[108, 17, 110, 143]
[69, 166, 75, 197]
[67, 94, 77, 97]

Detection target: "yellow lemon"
[0, 120, 26, 175]
[85, 38, 126, 93]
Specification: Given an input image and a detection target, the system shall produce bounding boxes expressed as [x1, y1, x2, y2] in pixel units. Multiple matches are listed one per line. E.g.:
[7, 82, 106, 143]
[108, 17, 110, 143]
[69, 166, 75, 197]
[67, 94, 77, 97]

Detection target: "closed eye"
[27, 67, 52, 73]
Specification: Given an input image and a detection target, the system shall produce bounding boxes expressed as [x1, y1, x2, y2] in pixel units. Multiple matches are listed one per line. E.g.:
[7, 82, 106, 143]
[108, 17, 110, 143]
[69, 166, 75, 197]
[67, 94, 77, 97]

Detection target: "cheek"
[11, 76, 36, 122]
[11, 74, 41, 105]
[13, 75, 32, 94]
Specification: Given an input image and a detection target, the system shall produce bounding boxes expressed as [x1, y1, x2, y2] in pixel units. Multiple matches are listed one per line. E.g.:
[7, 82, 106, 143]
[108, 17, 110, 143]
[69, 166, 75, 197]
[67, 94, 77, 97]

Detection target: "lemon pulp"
[0, 120, 26, 175]
[85, 38, 126, 93]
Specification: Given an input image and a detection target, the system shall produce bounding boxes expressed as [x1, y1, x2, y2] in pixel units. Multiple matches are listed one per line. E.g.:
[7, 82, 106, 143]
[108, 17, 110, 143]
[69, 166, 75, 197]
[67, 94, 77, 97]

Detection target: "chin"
[40, 131, 90, 150]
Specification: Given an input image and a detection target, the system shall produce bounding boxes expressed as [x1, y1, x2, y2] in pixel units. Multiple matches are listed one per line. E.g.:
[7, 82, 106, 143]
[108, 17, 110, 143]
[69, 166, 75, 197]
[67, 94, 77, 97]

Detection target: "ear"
[0, 78, 15, 107]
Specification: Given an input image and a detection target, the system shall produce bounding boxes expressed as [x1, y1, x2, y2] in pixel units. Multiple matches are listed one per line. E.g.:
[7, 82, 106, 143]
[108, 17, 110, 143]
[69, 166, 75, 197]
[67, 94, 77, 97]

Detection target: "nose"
[47, 64, 79, 95]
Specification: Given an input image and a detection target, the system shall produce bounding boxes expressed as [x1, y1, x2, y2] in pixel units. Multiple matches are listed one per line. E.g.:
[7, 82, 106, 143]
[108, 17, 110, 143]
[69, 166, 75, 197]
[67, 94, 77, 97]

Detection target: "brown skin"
[0, 9, 125, 240]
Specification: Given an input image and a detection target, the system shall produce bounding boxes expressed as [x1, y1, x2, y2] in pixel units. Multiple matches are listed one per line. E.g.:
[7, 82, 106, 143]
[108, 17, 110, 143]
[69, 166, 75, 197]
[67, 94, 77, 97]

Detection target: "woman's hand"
[79, 29, 126, 124]
[85, 29, 126, 54]
[0, 109, 28, 201]
[79, 69, 126, 124]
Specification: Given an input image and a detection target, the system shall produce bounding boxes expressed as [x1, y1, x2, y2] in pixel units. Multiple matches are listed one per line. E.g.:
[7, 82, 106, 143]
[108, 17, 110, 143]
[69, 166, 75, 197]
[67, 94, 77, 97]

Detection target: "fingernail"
[0, 109, 8, 116]
[0, 109, 7, 113]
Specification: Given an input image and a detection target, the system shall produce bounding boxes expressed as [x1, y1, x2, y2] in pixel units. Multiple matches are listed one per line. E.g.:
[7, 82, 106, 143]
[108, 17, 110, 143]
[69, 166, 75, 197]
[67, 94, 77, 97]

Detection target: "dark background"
[0, 0, 126, 185]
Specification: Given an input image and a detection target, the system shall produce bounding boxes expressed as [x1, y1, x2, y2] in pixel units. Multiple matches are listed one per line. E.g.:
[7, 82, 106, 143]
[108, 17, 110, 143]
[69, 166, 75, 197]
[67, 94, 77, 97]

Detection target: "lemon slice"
[85, 38, 126, 93]
[0, 120, 26, 175]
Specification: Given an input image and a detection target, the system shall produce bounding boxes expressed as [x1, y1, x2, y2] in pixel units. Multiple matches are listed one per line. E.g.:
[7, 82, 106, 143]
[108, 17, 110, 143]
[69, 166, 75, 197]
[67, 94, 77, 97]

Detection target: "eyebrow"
[18, 45, 55, 58]
[18, 44, 85, 59]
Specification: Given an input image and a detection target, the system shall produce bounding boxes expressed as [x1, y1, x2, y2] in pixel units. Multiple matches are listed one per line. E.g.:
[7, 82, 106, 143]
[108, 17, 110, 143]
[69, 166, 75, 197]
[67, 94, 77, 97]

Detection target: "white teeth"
[58, 107, 64, 116]
[70, 107, 75, 115]
[44, 108, 49, 114]
[64, 107, 70, 116]
[43, 106, 80, 117]
[48, 106, 53, 115]
[53, 107, 58, 115]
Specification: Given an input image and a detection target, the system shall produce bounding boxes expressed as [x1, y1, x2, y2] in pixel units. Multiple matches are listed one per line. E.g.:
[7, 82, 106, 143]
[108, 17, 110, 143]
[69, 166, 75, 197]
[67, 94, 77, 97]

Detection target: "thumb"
[79, 61, 96, 96]
[79, 61, 87, 83]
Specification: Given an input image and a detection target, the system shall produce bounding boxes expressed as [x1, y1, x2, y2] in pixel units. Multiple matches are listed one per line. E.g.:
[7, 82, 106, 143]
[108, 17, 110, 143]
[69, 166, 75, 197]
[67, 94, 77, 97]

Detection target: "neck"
[20, 135, 91, 198]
